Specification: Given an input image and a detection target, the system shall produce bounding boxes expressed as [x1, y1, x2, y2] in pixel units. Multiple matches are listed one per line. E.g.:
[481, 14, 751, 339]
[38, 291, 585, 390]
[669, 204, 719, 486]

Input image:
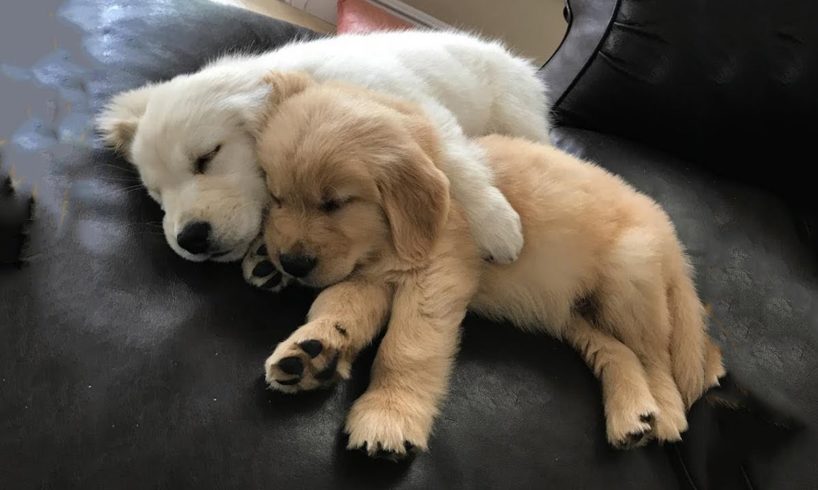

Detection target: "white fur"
[98, 30, 549, 264]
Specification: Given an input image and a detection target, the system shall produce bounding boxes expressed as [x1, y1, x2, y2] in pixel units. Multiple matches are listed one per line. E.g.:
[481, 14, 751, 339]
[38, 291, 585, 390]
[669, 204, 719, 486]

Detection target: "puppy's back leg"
[597, 229, 688, 442]
[666, 257, 719, 406]
[564, 315, 658, 449]
[491, 78, 551, 143]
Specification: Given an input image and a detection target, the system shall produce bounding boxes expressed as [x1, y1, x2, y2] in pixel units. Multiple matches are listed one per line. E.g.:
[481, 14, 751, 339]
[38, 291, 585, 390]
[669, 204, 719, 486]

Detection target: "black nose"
[278, 253, 317, 278]
[177, 221, 211, 255]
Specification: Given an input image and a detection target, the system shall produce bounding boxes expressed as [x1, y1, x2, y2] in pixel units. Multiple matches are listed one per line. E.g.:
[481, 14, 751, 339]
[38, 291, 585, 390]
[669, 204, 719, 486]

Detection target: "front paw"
[345, 391, 432, 461]
[242, 236, 290, 292]
[264, 320, 352, 393]
[471, 188, 523, 264]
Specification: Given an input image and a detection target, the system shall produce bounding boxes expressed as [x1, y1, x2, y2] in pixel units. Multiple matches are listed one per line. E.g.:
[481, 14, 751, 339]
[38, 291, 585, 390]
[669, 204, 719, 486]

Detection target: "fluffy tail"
[667, 257, 724, 408]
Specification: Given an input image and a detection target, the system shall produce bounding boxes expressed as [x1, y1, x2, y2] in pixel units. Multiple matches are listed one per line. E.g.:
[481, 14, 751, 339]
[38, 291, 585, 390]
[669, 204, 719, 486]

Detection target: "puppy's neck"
[354, 202, 479, 286]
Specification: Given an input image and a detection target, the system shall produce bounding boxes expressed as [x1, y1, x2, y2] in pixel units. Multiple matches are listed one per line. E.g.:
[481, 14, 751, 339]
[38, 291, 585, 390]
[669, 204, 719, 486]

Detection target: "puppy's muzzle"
[177, 221, 211, 255]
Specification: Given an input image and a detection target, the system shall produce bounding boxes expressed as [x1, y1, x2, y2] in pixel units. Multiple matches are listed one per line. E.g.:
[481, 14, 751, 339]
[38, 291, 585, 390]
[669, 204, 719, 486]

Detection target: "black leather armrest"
[539, 0, 618, 120]
[543, 0, 818, 170]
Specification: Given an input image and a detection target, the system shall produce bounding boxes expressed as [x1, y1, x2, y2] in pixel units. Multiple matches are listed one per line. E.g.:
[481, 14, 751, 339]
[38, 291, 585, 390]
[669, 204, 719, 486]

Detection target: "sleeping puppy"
[256, 74, 725, 459]
[97, 30, 550, 291]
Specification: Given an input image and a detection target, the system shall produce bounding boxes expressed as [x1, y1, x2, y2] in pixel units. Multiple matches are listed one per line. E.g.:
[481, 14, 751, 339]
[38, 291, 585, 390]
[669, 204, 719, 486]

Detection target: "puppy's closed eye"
[319, 198, 343, 213]
[194, 144, 221, 174]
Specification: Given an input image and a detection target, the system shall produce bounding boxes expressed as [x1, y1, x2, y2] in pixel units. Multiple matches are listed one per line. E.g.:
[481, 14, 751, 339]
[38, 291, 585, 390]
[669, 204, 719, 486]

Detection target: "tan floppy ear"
[96, 83, 156, 157]
[377, 142, 450, 263]
[263, 71, 314, 109]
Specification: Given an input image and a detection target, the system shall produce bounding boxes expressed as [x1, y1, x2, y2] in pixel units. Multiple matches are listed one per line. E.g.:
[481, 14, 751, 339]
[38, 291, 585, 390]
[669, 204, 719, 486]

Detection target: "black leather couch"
[1, 0, 816, 488]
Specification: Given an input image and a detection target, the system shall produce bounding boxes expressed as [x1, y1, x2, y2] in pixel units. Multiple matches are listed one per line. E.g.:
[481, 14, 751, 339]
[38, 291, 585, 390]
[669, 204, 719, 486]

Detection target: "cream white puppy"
[98, 30, 549, 282]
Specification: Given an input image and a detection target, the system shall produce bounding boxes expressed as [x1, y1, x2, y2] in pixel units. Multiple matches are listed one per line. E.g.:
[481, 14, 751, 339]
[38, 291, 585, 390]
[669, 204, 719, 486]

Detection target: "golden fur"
[256, 73, 725, 458]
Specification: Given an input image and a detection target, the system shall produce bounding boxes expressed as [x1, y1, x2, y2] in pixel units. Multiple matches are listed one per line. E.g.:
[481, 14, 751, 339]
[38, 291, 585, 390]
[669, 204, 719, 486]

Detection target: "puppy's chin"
[296, 275, 344, 289]
[210, 237, 255, 263]
[209, 247, 248, 263]
[166, 237, 209, 263]
[297, 267, 356, 289]
[165, 235, 251, 263]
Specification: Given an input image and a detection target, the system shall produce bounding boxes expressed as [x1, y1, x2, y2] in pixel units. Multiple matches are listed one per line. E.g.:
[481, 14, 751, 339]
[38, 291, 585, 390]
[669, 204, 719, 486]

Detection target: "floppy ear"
[263, 71, 314, 109]
[96, 83, 156, 157]
[377, 143, 450, 263]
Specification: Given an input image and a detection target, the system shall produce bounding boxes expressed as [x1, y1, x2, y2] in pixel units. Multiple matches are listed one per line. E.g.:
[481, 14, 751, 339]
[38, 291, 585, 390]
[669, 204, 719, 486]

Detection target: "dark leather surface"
[546, 0, 818, 199]
[2, 0, 816, 489]
[539, 0, 618, 114]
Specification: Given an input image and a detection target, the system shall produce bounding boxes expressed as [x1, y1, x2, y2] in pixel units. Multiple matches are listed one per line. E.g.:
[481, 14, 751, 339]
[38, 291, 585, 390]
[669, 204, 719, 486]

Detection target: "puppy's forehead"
[136, 80, 246, 155]
[268, 95, 401, 162]
[268, 152, 376, 201]
[259, 87, 409, 200]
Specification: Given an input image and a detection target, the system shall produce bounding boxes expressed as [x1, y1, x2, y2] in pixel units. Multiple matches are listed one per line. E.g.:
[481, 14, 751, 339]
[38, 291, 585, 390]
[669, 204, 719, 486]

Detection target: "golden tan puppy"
[256, 73, 725, 459]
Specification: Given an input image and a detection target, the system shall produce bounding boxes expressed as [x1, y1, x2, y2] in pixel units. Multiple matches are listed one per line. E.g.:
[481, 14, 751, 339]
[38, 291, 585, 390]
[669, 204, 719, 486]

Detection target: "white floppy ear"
[243, 71, 315, 135]
[224, 85, 275, 136]
[96, 83, 156, 157]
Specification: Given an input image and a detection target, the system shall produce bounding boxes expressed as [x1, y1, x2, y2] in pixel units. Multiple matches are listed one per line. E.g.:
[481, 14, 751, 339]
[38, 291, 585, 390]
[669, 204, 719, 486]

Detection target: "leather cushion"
[546, 0, 818, 201]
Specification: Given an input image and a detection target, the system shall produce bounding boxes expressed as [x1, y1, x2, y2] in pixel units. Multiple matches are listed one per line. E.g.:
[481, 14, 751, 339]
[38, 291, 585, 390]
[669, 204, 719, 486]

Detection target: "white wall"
[394, 0, 566, 65]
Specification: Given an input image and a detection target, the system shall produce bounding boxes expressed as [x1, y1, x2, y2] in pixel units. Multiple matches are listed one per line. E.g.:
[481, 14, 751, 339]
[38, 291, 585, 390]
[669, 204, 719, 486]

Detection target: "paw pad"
[314, 353, 339, 381]
[298, 339, 323, 358]
[252, 260, 276, 277]
[259, 273, 282, 289]
[266, 337, 345, 392]
[277, 356, 303, 376]
[242, 236, 291, 293]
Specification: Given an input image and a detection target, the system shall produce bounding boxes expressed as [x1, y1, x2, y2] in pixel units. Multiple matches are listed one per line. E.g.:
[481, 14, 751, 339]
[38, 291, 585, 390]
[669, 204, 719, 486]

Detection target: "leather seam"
[550, 0, 624, 118]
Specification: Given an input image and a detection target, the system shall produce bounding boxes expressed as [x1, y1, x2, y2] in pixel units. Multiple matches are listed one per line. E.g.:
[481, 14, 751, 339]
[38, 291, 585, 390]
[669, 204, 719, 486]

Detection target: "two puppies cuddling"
[256, 73, 723, 458]
[99, 31, 722, 461]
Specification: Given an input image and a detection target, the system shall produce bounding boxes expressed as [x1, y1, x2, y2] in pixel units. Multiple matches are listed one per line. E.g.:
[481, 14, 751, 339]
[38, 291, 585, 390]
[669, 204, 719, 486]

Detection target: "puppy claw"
[609, 409, 656, 450]
[623, 429, 649, 448]
[345, 392, 431, 461]
[374, 446, 414, 462]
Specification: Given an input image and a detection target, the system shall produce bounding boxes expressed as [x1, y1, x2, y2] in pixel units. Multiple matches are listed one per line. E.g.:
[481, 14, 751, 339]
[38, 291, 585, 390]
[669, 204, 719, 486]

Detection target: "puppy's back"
[476, 135, 668, 246]
[471, 135, 680, 331]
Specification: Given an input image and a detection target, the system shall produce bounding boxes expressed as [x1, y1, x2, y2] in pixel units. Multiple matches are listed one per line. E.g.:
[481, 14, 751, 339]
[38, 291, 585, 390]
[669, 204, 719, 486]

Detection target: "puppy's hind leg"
[490, 68, 551, 143]
[564, 315, 658, 449]
[597, 229, 688, 443]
